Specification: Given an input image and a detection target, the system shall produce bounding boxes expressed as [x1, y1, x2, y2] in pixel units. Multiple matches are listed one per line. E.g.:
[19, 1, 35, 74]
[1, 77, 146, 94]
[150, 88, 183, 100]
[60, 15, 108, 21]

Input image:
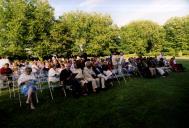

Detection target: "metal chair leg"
[18, 88, 22, 107]
[63, 86, 67, 97]
[8, 85, 12, 98]
[48, 82, 54, 100]
[35, 91, 39, 103]
[113, 73, 120, 85]
[12, 81, 16, 97]
[121, 72, 127, 84]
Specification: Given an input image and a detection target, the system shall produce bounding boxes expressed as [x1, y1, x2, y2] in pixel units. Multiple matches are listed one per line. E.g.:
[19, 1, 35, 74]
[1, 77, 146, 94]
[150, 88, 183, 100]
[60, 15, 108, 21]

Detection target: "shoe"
[101, 88, 107, 91]
[26, 100, 29, 104]
[30, 105, 35, 110]
[30, 102, 36, 110]
[82, 93, 88, 96]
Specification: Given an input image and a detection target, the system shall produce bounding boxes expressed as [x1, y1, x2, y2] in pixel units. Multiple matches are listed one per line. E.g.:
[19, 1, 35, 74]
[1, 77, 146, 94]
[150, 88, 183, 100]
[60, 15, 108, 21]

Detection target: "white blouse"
[48, 68, 60, 82]
[18, 73, 36, 86]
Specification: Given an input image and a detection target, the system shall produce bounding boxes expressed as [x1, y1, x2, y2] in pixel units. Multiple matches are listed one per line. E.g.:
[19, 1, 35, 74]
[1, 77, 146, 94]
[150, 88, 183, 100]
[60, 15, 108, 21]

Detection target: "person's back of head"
[85, 61, 91, 68]
[4, 63, 9, 68]
[25, 67, 32, 75]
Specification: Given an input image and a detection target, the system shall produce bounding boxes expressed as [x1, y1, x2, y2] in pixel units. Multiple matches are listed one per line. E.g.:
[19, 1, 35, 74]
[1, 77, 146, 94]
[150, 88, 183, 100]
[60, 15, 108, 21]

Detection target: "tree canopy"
[0, 0, 189, 59]
[120, 20, 165, 56]
[164, 16, 189, 56]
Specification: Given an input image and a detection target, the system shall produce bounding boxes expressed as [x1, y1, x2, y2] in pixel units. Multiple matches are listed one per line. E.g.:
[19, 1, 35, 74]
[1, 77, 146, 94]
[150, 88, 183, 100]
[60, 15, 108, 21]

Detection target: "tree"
[0, 0, 27, 57]
[0, 0, 54, 60]
[120, 20, 165, 56]
[164, 16, 189, 56]
[25, 0, 55, 60]
[54, 11, 120, 56]
[1, 0, 188, 59]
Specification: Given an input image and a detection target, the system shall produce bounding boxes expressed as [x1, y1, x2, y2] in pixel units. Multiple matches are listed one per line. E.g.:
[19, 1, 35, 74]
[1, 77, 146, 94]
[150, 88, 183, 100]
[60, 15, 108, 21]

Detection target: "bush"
[166, 48, 176, 56]
[182, 50, 189, 56]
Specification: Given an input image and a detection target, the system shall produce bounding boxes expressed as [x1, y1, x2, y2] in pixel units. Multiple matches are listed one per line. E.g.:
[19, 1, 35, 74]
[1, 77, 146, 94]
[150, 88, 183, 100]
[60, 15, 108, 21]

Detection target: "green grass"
[1, 60, 189, 128]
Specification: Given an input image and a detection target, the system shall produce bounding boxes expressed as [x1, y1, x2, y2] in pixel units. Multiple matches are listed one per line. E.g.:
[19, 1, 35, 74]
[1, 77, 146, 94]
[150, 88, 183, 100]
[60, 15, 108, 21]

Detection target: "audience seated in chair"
[0, 63, 13, 86]
[48, 65, 60, 83]
[73, 60, 88, 96]
[60, 63, 81, 97]
[169, 56, 184, 72]
[92, 62, 108, 89]
[83, 61, 99, 93]
[18, 67, 37, 110]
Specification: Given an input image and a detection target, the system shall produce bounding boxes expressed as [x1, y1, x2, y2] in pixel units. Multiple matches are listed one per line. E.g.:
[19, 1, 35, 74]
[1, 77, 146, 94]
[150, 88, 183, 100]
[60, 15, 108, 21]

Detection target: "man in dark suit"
[60, 63, 81, 97]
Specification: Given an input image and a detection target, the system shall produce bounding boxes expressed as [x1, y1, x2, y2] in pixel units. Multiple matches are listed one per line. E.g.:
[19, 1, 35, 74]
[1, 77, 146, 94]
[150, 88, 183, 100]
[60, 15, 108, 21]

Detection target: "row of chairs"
[0, 69, 128, 107]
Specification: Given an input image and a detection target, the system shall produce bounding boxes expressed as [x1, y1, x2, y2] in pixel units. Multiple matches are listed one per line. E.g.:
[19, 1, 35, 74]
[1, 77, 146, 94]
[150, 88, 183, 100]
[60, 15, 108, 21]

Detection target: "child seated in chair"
[18, 67, 37, 110]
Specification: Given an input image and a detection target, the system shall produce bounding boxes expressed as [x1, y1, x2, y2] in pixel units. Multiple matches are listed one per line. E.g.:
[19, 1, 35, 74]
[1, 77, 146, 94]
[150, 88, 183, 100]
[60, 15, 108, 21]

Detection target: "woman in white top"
[48, 65, 60, 83]
[83, 61, 99, 93]
[18, 67, 37, 110]
[31, 62, 39, 76]
[73, 61, 88, 95]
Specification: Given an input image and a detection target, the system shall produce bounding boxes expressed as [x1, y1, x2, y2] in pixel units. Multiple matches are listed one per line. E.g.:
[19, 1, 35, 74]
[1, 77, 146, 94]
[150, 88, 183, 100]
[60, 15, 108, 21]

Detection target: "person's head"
[60, 63, 65, 69]
[25, 67, 32, 75]
[85, 61, 92, 68]
[75, 60, 81, 69]
[4, 63, 9, 68]
[52, 64, 57, 70]
[160, 58, 164, 61]
[64, 63, 71, 70]
[12, 62, 18, 67]
[25, 61, 29, 65]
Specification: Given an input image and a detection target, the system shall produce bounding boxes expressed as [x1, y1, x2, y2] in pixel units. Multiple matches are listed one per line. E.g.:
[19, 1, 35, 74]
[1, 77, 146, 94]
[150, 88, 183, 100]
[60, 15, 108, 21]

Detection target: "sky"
[48, 0, 189, 26]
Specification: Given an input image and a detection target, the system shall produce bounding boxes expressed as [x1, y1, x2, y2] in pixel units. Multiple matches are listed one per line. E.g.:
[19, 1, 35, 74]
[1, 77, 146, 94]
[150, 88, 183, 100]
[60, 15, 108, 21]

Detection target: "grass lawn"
[0, 59, 189, 128]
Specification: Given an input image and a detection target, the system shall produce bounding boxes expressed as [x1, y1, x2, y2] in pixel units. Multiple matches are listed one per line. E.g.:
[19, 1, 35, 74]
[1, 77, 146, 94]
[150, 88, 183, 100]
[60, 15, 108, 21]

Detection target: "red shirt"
[0, 67, 13, 75]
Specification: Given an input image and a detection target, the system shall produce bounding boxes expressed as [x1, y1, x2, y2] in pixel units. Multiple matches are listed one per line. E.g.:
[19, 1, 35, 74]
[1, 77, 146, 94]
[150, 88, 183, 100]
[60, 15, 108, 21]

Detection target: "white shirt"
[173, 60, 176, 64]
[18, 73, 36, 86]
[83, 67, 94, 79]
[157, 54, 163, 61]
[119, 55, 125, 65]
[31, 64, 39, 73]
[112, 55, 117, 66]
[48, 68, 60, 82]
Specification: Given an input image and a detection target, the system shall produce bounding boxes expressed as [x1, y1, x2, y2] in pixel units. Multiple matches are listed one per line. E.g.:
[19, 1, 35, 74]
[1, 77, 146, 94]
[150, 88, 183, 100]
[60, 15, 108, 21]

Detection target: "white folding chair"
[0, 79, 3, 96]
[17, 82, 39, 107]
[111, 69, 121, 85]
[37, 76, 48, 93]
[48, 81, 61, 100]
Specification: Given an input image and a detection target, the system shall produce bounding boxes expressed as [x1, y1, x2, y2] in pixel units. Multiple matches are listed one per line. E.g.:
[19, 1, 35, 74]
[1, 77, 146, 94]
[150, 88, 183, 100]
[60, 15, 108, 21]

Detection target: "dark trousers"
[64, 79, 81, 97]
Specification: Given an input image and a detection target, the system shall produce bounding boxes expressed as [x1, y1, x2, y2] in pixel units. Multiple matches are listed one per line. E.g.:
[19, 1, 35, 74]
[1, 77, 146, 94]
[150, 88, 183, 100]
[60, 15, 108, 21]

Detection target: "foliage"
[120, 20, 165, 56]
[0, 0, 54, 60]
[0, 1, 189, 59]
[0, 0, 27, 57]
[53, 11, 120, 56]
[164, 16, 189, 56]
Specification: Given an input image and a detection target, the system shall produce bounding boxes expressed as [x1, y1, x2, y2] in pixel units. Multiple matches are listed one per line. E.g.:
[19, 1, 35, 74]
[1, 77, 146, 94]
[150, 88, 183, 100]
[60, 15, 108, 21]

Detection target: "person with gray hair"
[83, 61, 99, 93]
[18, 67, 37, 110]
